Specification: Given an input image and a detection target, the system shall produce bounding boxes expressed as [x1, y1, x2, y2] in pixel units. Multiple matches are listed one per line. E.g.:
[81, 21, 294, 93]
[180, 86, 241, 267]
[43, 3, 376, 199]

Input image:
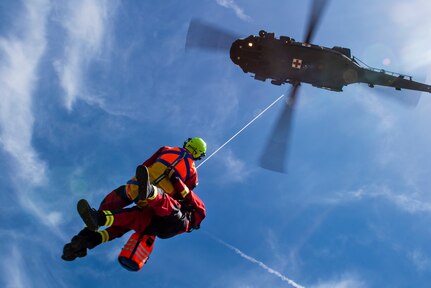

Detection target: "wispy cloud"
[0, 0, 49, 186]
[0, 0, 69, 243]
[17, 188, 66, 238]
[216, 0, 251, 21]
[324, 185, 431, 214]
[408, 249, 430, 272]
[357, 94, 396, 132]
[221, 149, 252, 182]
[0, 228, 70, 288]
[390, 1, 431, 71]
[54, 0, 114, 110]
[312, 273, 366, 288]
[2, 246, 31, 288]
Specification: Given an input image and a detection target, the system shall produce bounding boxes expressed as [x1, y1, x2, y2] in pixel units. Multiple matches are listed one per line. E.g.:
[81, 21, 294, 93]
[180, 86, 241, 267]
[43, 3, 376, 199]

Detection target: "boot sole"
[61, 243, 77, 261]
[61, 236, 87, 261]
[136, 165, 151, 199]
[77, 199, 99, 231]
[137, 165, 149, 186]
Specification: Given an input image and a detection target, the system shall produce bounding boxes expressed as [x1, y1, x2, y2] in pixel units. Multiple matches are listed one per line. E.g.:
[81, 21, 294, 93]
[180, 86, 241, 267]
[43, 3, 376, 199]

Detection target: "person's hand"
[170, 172, 180, 183]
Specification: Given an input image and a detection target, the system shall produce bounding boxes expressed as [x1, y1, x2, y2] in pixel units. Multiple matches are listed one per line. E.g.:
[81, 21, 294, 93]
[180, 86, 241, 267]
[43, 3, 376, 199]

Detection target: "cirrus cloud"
[0, 0, 49, 185]
[216, 0, 251, 22]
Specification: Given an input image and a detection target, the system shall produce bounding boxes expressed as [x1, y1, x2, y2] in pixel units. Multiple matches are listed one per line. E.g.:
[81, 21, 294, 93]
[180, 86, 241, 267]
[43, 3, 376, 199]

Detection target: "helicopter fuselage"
[229, 31, 431, 93]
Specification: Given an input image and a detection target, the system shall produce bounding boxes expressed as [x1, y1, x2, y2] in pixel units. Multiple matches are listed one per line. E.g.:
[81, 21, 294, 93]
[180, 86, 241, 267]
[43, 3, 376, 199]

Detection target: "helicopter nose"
[230, 40, 242, 65]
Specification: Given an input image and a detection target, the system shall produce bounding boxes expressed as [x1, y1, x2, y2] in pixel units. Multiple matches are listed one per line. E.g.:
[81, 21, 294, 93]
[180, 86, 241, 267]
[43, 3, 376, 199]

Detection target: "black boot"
[136, 165, 154, 200]
[77, 199, 105, 231]
[61, 235, 88, 261]
[61, 228, 104, 261]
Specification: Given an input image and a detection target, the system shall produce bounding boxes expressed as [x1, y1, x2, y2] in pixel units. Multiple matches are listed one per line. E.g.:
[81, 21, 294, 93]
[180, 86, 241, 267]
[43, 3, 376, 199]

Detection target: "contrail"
[205, 232, 305, 288]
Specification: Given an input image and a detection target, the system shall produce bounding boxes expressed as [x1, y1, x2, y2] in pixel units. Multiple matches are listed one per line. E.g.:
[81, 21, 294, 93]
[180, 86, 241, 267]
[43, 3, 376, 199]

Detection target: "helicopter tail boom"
[359, 68, 431, 93]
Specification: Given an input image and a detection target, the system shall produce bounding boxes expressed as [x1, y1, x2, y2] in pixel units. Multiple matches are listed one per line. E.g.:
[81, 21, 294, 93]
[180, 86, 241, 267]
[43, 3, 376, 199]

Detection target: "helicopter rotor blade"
[185, 18, 239, 53]
[303, 0, 330, 44]
[259, 84, 300, 173]
[366, 85, 421, 108]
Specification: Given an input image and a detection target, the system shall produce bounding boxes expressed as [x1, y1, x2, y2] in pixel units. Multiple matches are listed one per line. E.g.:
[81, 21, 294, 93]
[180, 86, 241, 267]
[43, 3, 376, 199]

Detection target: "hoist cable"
[197, 93, 286, 169]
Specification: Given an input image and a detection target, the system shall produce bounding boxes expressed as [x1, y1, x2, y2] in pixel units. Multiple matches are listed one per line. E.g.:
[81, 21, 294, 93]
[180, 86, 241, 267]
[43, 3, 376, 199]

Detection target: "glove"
[170, 172, 180, 183]
[170, 173, 190, 198]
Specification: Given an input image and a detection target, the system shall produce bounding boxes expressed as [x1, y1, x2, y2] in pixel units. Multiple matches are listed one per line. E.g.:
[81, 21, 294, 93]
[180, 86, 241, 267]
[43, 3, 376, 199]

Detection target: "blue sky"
[1, 0, 431, 287]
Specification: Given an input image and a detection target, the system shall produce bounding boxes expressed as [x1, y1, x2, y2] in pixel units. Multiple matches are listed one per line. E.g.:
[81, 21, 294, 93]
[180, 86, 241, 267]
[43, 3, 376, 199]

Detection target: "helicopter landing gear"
[254, 74, 266, 82]
[271, 79, 283, 86]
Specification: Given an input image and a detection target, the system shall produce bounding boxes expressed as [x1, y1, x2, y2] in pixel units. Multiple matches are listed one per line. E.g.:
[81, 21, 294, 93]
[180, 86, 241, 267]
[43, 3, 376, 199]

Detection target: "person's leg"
[136, 165, 182, 217]
[61, 225, 134, 261]
[145, 188, 190, 238]
[62, 186, 133, 261]
[146, 187, 181, 216]
[134, 165, 189, 237]
[61, 228, 100, 261]
[78, 199, 155, 233]
[99, 185, 133, 210]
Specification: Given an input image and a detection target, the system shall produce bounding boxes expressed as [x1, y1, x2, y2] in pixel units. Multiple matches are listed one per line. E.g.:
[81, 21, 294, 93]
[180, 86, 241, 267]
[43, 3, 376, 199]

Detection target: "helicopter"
[185, 0, 431, 172]
[229, 31, 431, 93]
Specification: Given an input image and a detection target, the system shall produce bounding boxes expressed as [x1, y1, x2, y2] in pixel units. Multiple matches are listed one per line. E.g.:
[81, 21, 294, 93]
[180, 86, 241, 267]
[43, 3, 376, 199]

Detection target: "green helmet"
[183, 137, 207, 160]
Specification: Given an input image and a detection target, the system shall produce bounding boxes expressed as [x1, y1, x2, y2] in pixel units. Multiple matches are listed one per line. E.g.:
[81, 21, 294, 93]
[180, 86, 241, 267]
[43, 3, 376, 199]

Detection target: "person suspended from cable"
[62, 138, 207, 271]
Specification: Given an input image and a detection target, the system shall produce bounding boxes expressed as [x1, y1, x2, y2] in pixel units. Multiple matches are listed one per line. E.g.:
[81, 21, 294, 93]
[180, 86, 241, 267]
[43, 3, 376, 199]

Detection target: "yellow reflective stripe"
[147, 186, 158, 200]
[103, 211, 114, 227]
[135, 247, 150, 261]
[98, 230, 109, 243]
[180, 187, 190, 198]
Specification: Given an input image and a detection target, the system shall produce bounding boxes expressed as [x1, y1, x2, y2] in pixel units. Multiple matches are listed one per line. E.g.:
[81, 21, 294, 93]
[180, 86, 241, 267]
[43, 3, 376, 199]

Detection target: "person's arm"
[183, 191, 206, 229]
[184, 170, 198, 190]
[171, 175, 206, 229]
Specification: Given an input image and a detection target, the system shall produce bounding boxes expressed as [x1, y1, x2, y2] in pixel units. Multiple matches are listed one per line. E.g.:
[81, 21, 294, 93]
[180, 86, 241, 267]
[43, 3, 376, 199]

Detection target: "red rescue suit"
[98, 146, 206, 241]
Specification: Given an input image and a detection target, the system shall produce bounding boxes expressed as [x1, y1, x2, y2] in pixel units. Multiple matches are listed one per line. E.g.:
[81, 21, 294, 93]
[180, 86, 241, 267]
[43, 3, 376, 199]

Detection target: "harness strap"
[151, 151, 187, 186]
